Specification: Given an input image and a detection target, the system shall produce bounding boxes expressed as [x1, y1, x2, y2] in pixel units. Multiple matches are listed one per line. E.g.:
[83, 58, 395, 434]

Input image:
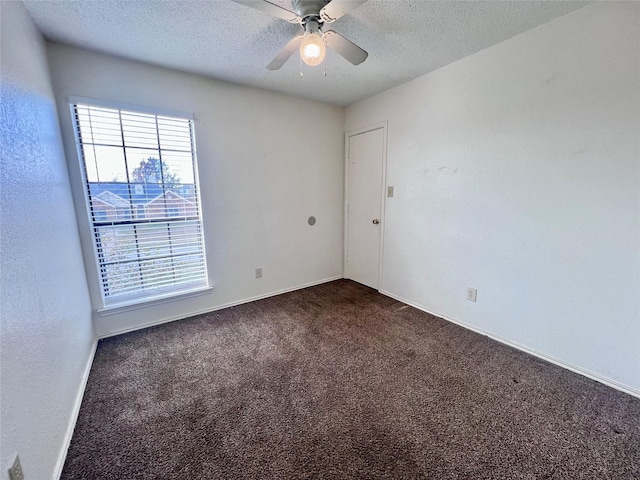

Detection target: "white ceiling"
[23, 0, 588, 106]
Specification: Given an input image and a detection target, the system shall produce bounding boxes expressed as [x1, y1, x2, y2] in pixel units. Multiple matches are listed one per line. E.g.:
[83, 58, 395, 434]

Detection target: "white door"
[346, 127, 385, 290]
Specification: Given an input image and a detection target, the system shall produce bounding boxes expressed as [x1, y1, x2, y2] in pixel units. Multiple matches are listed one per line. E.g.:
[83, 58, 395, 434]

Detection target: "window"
[72, 101, 208, 306]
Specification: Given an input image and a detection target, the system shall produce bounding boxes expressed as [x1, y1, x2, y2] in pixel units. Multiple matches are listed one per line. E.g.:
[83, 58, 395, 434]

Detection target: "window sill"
[96, 285, 213, 317]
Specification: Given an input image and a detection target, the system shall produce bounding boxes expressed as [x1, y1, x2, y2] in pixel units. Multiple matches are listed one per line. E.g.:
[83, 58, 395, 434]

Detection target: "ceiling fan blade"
[232, 0, 301, 23]
[320, 0, 367, 23]
[267, 35, 303, 70]
[323, 30, 368, 65]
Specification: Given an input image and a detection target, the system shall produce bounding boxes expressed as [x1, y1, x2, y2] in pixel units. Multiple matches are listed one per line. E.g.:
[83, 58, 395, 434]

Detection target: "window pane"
[76, 106, 122, 146]
[158, 116, 192, 151]
[135, 223, 172, 258]
[82, 145, 127, 183]
[95, 225, 138, 264]
[121, 111, 158, 149]
[125, 148, 164, 184]
[161, 152, 195, 184]
[89, 184, 133, 222]
[170, 224, 202, 256]
[173, 255, 206, 283]
[102, 261, 142, 298]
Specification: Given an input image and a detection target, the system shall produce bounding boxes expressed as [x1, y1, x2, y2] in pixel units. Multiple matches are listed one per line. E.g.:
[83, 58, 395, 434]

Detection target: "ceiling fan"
[233, 0, 368, 70]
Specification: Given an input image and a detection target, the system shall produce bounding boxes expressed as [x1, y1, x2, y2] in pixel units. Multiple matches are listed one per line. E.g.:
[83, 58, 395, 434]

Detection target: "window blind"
[72, 103, 208, 305]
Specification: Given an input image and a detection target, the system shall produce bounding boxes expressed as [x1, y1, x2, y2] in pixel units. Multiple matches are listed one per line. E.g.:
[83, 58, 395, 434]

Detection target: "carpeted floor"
[62, 280, 640, 479]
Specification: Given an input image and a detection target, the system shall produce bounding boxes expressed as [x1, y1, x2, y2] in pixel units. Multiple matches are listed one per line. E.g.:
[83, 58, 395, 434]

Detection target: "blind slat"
[102, 266, 207, 287]
[102, 272, 206, 289]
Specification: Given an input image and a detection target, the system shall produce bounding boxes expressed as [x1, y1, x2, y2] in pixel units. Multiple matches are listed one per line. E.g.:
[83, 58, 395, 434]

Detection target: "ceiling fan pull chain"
[299, 53, 303, 77]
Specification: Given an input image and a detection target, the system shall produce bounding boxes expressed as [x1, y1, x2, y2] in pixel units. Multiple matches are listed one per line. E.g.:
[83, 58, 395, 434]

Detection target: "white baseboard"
[99, 275, 344, 339]
[380, 289, 640, 400]
[53, 337, 98, 480]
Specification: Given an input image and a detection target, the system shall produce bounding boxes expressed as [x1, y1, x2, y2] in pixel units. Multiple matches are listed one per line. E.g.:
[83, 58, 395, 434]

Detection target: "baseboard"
[99, 275, 345, 339]
[53, 337, 98, 480]
[380, 289, 640, 400]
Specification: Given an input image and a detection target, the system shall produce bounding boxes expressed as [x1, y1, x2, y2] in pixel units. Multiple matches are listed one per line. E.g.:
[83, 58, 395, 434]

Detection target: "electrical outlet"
[467, 287, 477, 303]
[255, 267, 262, 279]
[387, 186, 394, 197]
[8, 453, 24, 480]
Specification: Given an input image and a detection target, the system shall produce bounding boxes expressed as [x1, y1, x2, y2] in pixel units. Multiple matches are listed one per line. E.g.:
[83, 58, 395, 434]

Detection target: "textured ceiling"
[22, 0, 588, 106]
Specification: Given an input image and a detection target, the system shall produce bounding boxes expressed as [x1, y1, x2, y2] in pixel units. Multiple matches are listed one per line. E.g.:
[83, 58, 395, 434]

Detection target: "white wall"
[46, 44, 345, 337]
[346, 2, 640, 394]
[0, 2, 96, 479]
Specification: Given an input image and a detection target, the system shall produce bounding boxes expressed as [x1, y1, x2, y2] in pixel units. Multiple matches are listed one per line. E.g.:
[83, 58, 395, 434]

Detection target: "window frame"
[69, 96, 210, 311]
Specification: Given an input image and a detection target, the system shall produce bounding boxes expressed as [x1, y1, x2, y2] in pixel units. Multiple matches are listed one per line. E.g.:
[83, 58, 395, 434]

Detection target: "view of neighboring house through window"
[72, 101, 208, 305]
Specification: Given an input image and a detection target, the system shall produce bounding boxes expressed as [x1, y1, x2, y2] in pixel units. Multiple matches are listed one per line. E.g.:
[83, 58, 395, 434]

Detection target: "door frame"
[344, 121, 388, 291]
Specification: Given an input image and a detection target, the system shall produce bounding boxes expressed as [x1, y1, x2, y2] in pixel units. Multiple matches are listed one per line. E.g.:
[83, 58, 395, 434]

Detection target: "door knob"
[372, 219, 380, 225]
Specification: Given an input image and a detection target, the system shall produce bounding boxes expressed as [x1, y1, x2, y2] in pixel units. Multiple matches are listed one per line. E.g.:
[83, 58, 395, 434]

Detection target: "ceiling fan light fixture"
[299, 18, 326, 67]
[300, 33, 326, 66]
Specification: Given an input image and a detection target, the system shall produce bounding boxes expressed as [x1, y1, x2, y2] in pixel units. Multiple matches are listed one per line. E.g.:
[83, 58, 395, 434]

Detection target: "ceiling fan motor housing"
[292, 0, 330, 20]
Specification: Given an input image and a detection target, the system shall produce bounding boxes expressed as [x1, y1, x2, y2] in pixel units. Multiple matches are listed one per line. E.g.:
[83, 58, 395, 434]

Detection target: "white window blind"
[72, 102, 208, 305]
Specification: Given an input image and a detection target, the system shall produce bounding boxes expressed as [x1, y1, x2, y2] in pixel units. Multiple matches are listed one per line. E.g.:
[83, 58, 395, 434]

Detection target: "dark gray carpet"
[62, 280, 640, 479]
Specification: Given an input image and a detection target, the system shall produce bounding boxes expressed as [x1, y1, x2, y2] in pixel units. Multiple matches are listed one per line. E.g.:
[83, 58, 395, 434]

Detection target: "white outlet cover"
[467, 288, 477, 302]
